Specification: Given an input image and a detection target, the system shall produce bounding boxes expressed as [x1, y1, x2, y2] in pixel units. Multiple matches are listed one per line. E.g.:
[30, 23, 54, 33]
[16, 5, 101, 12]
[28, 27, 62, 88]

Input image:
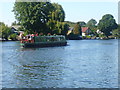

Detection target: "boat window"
[60, 37, 64, 41]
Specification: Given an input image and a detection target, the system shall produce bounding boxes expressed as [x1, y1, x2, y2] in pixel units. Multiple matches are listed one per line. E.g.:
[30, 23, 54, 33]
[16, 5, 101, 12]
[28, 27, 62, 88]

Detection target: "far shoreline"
[0, 38, 118, 42]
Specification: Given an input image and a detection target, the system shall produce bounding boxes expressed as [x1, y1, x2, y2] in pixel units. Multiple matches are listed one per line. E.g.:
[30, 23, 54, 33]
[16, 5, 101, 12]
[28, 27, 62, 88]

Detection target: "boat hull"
[22, 41, 67, 48]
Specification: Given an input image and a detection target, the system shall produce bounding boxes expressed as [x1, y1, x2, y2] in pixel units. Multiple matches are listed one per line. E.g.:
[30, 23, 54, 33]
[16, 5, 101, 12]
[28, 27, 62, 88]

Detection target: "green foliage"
[47, 20, 69, 35]
[46, 3, 66, 35]
[79, 21, 86, 27]
[50, 3, 65, 22]
[112, 24, 120, 38]
[98, 14, 118, 37]
[89, 26, 98, 36]
[12, 21, 20, 25]
[9, 33, 17, 41]
[64, 21, 76, 27]
[73, 22, 82, 35]
[13, 2, 54, 34]
[85, 35, 91, 39]
[17, 26, 24, 31]
[0, 22, 11, 40]
[67, 33, 81, 40]
[61, 22, 69, 36]
[86, 19, 97, 36]
[87, 19, 97, 27]
[13, 2, 66, 35]
[98, 33, 107, 39]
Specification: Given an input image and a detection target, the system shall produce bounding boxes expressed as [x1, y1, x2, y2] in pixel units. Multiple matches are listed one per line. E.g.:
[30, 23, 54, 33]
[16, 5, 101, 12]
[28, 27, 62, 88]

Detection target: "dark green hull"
[22, 41, 67, 48]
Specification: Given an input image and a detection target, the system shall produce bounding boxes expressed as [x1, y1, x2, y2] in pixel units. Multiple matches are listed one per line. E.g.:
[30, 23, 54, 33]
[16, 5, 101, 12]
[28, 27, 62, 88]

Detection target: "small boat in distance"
[20, 34, 67, 48]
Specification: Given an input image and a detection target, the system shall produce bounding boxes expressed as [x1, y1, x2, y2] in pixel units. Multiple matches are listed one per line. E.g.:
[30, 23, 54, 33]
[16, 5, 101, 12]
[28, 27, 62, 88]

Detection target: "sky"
[0, 0, 119, 26]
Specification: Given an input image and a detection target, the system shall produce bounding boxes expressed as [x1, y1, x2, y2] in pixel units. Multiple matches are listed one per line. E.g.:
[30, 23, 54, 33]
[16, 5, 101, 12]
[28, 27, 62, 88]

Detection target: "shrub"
[9, 33, 17, 41]
[86, 35, 91, 39]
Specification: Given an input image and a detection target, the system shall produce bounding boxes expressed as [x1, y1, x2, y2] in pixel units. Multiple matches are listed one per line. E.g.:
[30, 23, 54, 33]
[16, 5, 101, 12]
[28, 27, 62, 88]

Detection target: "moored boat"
[20, 34, 67, 48]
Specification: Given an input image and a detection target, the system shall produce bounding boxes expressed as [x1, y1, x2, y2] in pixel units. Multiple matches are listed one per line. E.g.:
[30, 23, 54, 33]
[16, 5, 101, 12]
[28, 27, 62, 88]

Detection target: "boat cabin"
[20, 34, 66, 43]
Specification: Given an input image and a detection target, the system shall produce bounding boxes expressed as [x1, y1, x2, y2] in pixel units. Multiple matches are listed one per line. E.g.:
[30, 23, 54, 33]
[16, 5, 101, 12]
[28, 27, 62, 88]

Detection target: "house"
[11, 25, 21, 33]
[11, 25, 24, 40]
[11, 25, 24, 35]
[67, 27, 91, 37]
[81, 27, 91, 36]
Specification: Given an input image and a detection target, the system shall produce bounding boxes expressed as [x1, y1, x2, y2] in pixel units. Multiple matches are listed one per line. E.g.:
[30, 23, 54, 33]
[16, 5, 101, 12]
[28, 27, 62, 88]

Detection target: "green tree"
[12, 21, 21, 25]
[65, 21, 76, 27]
[13, 2, 65, 35]
[61, 22, 69, 36]
[98, 14, 118, 37]
[47, 20, 69, 35]
[112, 24, 120, 38]
[9, 33, 18, 41]
[86, 19, 97, 36]
[79, 21, 86, 27]
[50, 3, 65, 22]
[13, 2, 53, 34]
[87, 19, 97, 27]
[0, 22, 11, 40]
[46, 3, 65, 35]
[73, 22, 82, 35]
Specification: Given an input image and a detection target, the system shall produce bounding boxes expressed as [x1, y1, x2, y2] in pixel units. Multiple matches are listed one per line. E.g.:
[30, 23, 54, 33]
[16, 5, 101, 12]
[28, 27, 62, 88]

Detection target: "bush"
[67, 33, 82, 40]
[86, 35, 91, 39]
[9, 33, 17, 41]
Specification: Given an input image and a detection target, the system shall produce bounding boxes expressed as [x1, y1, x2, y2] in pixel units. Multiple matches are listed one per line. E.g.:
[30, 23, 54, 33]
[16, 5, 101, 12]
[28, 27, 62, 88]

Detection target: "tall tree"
[13, 2, 66, 35]
[46, 3, 66, 35]
[79, 21, 86, 27]
[87, 19, 97, 27]
[61, 22, 69, 36]
[0, 22, 11, 40]
[73, 22, 82, 35]
[98, 14, 118, 37]
[112, 24, 120, 38]
[13, 2, 53, 34]
[50, 3, 65, 22]
[86, 19, 97, 35]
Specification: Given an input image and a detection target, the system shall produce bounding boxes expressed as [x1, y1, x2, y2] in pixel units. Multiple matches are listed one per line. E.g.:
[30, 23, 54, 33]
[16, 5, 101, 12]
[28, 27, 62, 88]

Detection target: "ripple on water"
[1, 40, 118, 88]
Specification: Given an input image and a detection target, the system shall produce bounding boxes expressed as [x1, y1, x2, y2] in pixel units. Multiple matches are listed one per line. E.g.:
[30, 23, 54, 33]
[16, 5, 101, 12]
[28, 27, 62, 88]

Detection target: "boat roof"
[39, 35, 65, 37]
[28, 35, 65, 38]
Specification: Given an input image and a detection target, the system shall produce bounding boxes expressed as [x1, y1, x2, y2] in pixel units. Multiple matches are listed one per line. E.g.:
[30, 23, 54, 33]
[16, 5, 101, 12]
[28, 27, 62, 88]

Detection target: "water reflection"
[20, 48, 37, 51]
[12, 47, 66, 88]
[2, 40, 118, 88]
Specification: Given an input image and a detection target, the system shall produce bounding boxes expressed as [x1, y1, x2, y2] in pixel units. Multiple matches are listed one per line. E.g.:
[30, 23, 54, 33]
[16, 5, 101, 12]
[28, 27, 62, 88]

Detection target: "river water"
[1, 40, 118, 88]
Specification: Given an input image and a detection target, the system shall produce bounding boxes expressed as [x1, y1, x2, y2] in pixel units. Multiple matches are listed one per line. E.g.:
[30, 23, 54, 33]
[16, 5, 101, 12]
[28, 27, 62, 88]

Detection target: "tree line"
[0, 22, 18, 40]
[13, 2, 69, 36]
[67, 14, 119, 39]
[0, 1, 120, 40]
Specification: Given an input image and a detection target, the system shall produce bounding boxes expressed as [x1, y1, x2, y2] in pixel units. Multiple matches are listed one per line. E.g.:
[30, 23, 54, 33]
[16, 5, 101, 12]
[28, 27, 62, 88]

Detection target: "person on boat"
[28, 35, 34, 43]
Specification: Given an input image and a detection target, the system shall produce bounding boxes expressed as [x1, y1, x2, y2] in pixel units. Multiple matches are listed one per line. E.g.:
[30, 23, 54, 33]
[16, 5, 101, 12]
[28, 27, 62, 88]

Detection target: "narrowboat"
[20, 35, 67, 48]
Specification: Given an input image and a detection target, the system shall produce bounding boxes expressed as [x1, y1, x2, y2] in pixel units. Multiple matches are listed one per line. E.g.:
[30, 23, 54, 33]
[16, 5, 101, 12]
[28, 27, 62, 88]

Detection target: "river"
[1, 39, 118, 88]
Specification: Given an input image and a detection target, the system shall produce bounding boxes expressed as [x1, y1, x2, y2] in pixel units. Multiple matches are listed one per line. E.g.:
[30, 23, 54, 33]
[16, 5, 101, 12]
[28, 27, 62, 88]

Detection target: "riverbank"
[0, 38, 18, 41]
[0, 38, 118, 42]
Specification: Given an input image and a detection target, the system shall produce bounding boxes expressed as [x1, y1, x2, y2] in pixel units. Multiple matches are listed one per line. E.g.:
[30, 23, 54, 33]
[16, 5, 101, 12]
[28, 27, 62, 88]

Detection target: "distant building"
[11, 25, 21, 33]
[11, 25, 24, 40]
[81, 27, 91, 36]
[67, 27, 91, 36]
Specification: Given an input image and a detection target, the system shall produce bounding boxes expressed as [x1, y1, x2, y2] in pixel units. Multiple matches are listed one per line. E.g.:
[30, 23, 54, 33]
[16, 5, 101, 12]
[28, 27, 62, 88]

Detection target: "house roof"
[67, 27, 90, 35]
[81, 27, 89, 33]
[11, 25, 21, 30]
